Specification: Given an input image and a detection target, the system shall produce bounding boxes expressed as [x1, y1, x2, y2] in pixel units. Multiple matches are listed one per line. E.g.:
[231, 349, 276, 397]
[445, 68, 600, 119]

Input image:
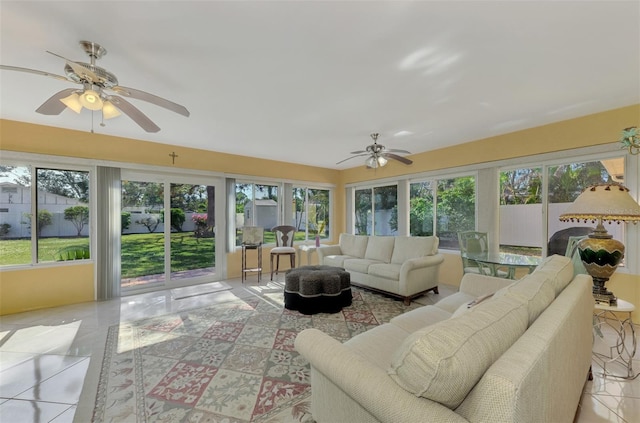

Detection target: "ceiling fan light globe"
[80, 89, 103, 110]
[365, 156, 378, 168]
[102, 101, 121, 119]
[59, 92, 83, 113]
[377, 156, 388, 167]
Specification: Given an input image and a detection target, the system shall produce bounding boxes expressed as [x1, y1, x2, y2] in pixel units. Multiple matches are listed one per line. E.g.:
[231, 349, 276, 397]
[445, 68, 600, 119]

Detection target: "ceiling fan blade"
[109, 95, 161, 133]
[111, 85, 190, 117]
[349, 150, 366, 154]
[46, 51, 100, 83]
[336, 153, 369, 165]
[386, 148, 412, 154]
[0, 64, 72, 82]
[383, 153, 413, 165]
[35, 88, 79, 115]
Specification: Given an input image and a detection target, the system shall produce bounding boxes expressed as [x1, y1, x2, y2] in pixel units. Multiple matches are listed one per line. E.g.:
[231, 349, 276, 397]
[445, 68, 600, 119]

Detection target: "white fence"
[499, 203, 623, 247]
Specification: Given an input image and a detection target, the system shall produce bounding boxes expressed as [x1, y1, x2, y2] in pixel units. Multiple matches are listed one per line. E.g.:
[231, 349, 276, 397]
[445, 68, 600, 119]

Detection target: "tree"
[64, 206, 89, 236]
[500, 168, 542, 205]
[548, 162, 611, 203]
[409, 182, 434, 236]
[436, 177, 475, 238]
[0, 165, 31, 186]
[122, 181, 163, 210]
[292, 188, 306, 230]
[37, 169, 89, 202]
[354, 189, 371, 234]
[136, 215, 161, 233]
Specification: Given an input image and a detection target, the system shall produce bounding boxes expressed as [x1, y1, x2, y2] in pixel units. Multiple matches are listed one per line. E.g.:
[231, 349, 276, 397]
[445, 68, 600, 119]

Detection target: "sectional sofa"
[316, 233, 444, 304]
[295, 255, 593, 422]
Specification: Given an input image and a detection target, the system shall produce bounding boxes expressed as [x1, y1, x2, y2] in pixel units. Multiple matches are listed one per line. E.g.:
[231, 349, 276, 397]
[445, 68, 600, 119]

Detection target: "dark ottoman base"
[284, 265, 352, 315]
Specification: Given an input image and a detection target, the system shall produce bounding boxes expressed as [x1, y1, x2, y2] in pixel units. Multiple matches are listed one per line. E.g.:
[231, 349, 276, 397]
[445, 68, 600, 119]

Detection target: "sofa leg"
[403, 298, 411, 306]
[433, 286, 439, 295]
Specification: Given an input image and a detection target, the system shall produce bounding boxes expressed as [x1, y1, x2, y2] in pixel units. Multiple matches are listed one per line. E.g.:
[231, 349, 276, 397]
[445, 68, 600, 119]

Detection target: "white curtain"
[96, 166, 121, 300]
[225, 178, 236, 252]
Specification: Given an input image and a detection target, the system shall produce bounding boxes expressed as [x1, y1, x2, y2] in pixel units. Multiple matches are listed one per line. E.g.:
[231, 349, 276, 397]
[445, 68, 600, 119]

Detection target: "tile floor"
[0, 277, 638, 423]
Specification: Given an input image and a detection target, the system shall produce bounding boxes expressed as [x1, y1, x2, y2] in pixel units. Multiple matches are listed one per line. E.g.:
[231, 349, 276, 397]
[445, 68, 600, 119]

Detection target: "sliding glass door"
[121, 172, 223, 293]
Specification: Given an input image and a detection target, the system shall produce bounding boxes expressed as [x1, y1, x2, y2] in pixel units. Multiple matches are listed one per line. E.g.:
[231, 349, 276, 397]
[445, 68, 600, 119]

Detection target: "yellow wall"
[0, 264, 94, 314]
[341, 105, 639, 184]
[0, 118, 342, 313]
[1, 104, 639, 318]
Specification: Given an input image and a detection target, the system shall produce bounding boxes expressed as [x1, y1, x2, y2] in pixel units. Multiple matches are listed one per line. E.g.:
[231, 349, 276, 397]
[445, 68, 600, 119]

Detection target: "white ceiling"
[1, 1, 638, 169]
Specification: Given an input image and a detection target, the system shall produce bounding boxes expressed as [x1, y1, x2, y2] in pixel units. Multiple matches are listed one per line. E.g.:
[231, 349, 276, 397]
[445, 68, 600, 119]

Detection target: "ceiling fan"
[0, 40, 189, 133]
[337, 133, 413, 168]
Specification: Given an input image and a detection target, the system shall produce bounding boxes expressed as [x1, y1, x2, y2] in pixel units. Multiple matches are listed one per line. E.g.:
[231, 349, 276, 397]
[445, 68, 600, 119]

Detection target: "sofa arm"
[317, 244, 342, 263]
[398, 254, 445, 297]
[295, 328, 468, 423]
[458, 273, 515, 297]
[401, 254, 445, 272]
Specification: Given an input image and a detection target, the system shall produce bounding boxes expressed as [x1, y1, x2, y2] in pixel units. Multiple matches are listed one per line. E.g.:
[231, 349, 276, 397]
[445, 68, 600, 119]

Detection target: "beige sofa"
[317, 233, 444, 304]
[295, 255, 593, 422]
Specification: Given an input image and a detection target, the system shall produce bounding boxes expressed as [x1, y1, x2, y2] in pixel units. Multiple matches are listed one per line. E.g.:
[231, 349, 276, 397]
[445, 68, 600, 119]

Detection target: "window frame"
[405, 172, 477, 249]
[0, 158, 95, 269]
[291, 185, 332, 243]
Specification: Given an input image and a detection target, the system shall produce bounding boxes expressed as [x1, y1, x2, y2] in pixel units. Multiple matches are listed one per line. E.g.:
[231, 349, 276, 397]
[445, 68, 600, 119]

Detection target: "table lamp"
[559, 183, 640, 305]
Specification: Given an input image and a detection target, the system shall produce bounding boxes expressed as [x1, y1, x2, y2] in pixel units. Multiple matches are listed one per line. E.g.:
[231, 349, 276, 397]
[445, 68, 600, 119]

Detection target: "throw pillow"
[388, 296, 528, 409]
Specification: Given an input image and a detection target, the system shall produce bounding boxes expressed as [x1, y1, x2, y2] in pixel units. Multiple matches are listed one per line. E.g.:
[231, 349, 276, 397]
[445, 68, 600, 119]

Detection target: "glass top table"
[461, 252, 542, 279]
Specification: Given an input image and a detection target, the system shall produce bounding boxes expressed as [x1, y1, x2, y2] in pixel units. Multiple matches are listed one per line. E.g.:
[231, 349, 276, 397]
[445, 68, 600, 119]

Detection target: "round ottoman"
[284, 265, 352, 314]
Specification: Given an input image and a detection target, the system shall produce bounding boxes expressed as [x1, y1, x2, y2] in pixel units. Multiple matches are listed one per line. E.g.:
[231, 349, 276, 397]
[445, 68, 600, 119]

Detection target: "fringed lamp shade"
[559, 183, 640, 305]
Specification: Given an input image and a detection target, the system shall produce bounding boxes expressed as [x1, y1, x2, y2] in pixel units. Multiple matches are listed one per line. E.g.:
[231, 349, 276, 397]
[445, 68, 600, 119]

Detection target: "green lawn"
[0, 230, 315, 278]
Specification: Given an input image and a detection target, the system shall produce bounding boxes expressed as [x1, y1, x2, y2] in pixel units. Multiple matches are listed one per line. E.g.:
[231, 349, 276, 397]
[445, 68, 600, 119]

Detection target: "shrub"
[121, 211, 131, 232]
[0, 223, 10, 237]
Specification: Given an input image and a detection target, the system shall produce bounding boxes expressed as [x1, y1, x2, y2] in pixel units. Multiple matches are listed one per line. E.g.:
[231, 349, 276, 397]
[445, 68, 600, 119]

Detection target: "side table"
[242, 243, 262, 283]
[297, 244, 324, 266]
[592, 299, 637, 379]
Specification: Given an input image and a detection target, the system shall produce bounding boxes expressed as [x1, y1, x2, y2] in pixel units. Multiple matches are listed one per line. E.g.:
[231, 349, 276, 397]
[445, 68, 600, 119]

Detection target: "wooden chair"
[270, 225, 296, 280]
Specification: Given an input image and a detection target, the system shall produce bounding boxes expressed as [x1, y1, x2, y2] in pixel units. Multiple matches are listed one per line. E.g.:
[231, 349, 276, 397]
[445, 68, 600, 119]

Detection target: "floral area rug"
[91, 287, 419, 423]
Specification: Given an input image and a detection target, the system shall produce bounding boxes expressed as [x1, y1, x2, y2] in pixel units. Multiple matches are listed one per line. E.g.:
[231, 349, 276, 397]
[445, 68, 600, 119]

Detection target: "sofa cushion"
[388, 296, 528, 409]
[364, 236, 396, 263]
[532, 254, 574, 296]
[390, 305, 452, 333]
[495, 273, 555, 326]
[339, 233, 369, 258]
[322, 255, 351, 268]
[368, 263, 401, 280]
[391, 236, 439, 264]
[343, 258, 382, 274]
[433, 291, 477, 314]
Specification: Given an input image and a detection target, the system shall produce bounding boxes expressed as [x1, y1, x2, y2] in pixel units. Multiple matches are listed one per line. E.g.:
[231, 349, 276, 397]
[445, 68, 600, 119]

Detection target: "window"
[548, 158, 624, 255]
[354, 185, 398, 236]
[0, 163, 91, 266]
[292, 187, 330, 241]
[236, 182, 278, 245]
[407, 175, 476, 248]
[499, 167, 543, 255]
[0, 165, 32, 265]
[498, 157, 625, 257]
[409, 181, 434, 236]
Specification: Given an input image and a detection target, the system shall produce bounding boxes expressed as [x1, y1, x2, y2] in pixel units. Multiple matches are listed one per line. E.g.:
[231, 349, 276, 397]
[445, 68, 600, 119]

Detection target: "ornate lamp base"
[592, 277, 617, 305]
[577, 225, 624, 307]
